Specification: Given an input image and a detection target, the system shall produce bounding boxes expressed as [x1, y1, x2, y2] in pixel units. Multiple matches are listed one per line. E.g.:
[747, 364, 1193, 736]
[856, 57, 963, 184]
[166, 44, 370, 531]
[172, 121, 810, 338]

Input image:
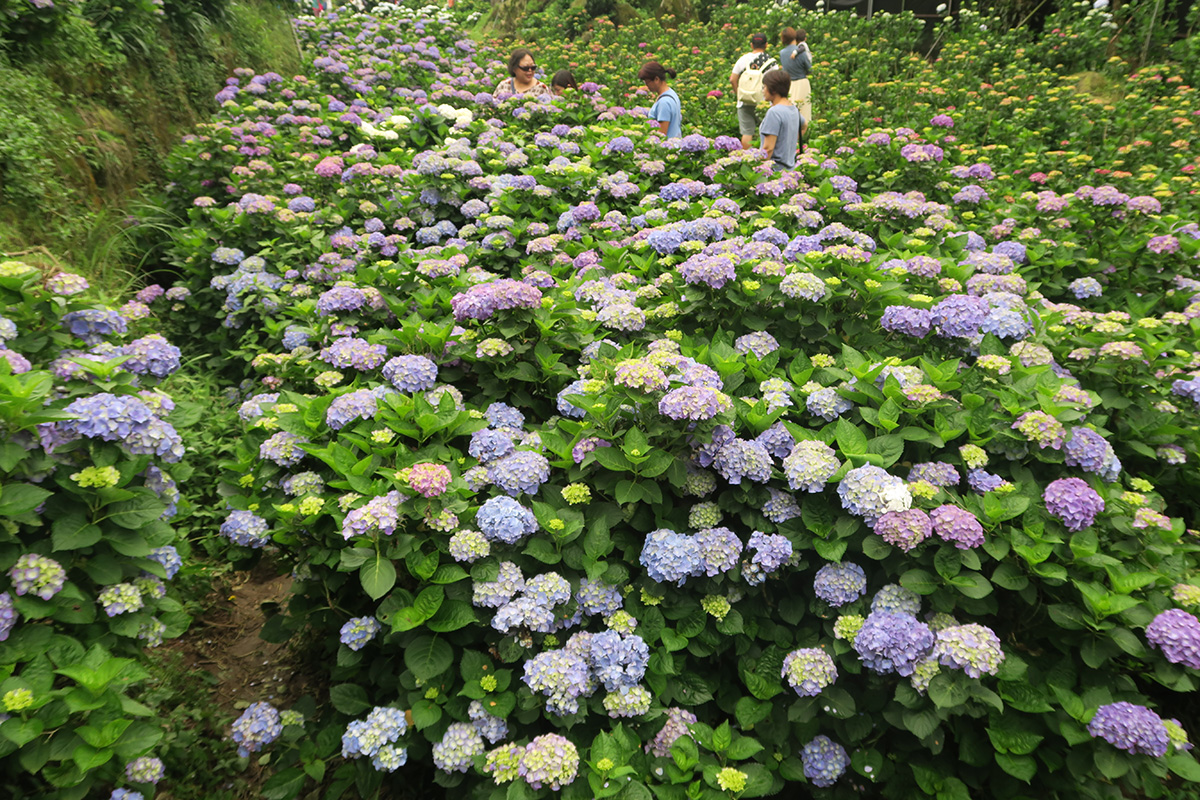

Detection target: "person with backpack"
[730, 33, 779, 150]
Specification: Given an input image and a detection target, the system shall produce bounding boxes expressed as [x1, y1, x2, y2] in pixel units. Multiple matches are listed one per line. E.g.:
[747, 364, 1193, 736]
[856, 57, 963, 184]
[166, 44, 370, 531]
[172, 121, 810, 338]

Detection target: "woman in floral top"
[494, 48, 550, 96]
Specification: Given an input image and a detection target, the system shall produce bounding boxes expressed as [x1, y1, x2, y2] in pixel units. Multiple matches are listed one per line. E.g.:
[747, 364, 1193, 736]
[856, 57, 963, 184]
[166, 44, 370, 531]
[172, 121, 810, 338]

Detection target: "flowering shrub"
[0, 261, 191, 797]
[139, 7, 1200, 800]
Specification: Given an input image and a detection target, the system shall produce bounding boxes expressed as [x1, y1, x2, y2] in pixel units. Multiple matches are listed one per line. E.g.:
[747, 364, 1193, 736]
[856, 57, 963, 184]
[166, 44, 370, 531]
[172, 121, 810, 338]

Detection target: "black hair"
[763, 69, 792, 99]
[551, 69, 578, 90]
[507, 48, 535, 77]
[637, 61, 677, 82]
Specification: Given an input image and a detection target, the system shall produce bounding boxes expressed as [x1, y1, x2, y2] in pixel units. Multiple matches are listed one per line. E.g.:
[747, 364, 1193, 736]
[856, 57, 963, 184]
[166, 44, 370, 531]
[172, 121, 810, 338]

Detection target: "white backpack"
[737, 53, 777, 105]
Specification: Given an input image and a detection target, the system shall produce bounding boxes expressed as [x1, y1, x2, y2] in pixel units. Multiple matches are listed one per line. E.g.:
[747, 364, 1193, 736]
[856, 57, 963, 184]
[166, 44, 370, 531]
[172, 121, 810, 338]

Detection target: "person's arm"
[730, 72, 739, 93]
[657, 121, 670, 134]
[762, 134, 777, 159]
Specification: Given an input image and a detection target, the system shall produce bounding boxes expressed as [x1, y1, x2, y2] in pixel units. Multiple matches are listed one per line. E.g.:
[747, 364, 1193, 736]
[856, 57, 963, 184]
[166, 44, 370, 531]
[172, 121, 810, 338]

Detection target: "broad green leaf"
[360, 556, 396, 600]
[329, 684, 371, 715]
[404, 635, 453, 680]
[835, 417, 868, 456]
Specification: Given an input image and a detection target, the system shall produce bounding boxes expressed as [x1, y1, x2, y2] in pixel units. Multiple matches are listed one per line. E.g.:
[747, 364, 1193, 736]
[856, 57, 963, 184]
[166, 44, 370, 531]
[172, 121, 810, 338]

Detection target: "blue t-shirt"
[759, 103, 801, 169]
[649, 88, 682, 139]
[780, 44, 812, 80]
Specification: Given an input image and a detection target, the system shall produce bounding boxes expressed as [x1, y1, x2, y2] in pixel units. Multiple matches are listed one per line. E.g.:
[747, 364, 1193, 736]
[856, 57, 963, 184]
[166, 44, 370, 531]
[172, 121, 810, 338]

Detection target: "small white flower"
[936, 2, 947, 12]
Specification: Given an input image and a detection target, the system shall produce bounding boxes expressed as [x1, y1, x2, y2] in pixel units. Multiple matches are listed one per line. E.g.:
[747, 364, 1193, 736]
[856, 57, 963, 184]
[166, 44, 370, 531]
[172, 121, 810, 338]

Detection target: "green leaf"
[725, 736, 764, 760]
[329, 684, 371, 715]
[114, 721, 163, 757]
[51, 513, 102, 551]
[987, 727, 1044, 756]
[903, 708, 940, 739]
[0, 483, 52, 516]
[72, 743, 113, 772]
[1166, 753, 1200, 782]
[900, 569, 940, 595]
[950, 572, 992, 599]
[261, 767, 308, 800]
[814, 536, 849, 562]
[928, 672, 970, 709]
[995, 753, 1036, 782]
[426, 600, 477, 633]
[404, 635, 453, 680]
[835, 417, 868, 456]
[410, 699, 443, 730]
[711, 721, 731, 753]
[360, 556, 396, 601]
[107, 493, 169, 529]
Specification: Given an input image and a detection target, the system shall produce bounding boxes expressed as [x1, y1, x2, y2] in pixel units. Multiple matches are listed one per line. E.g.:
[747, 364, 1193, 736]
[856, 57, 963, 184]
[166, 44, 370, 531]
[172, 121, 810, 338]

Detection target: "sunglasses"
[518, 64, 536, 72]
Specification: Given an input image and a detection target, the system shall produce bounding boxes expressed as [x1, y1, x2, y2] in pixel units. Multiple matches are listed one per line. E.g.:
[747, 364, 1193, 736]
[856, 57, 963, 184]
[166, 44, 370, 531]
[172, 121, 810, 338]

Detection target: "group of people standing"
[495, 28, 813, 171]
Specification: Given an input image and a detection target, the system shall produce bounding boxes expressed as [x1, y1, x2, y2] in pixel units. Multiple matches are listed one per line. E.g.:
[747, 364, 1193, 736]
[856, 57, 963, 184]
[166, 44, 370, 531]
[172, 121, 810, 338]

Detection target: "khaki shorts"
[737, 105, 760, 138]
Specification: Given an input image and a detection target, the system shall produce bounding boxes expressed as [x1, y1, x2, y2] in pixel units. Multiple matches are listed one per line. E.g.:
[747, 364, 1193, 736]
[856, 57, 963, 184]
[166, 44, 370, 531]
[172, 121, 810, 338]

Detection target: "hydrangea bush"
[0, 261, 192, 797]
[148, 7, 1200, 800]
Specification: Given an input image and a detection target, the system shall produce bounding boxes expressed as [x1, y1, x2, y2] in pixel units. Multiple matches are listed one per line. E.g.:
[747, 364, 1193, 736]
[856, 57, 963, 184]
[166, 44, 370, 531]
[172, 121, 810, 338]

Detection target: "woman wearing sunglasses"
[495, 48, 550, 97]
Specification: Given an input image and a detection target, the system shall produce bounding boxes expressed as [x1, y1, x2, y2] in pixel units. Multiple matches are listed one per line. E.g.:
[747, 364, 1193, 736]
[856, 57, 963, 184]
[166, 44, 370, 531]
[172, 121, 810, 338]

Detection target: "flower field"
[4, 1, 1200, 799]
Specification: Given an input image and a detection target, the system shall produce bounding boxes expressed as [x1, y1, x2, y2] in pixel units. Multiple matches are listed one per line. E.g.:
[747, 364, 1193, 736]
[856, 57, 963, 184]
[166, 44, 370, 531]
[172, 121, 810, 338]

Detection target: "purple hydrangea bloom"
[1145, 609, 1200, 669]
[854, 610, 935, 676]
[339, 616, 383, 651]
[1064, 427, 1118, 477]
[220, 510, 271, 547]
[470, 429, 515, 463]
[590, 630, 650, 690]
[801, 736, 849, 788]
[341, 706, 408, 759]
[62, 309, 128, 344]
[326, 389, 378, 430]
[1, 592, 19, 641]
[382, 355, 438, 392]
[641, 529, 703, 585]
[451, 279, 542, 321]
[1087, 702, 1169, 756]
[646, 708, 698, 756]
[320, 338, 387, 370]
[125, 756, 165, 784]
[1043, 477, 1104, 531]
[522, 649, 592, 715]
[695, 526, 742, 576]
[931, 294, 987, 338]
[432, 723, 484, 773]
[476, 496, 538, 544]
[743, 531, 792, 585]
[813, 562, 867, 607]
[908, 462, 960, 487]
[881, 306, 933, 337]
[713, 439, 773, 484]
[486, 402, 525, 430]
[929, 505, 985, 549]
[341, 491, 403, 539]
[488, 451, 551, 496]
[807, 388, 853, 421]
[658, 386, 731, 421]
[231, 702, 283, 757]
[121, 335, 182, 378]
[874, 509, 932, 551]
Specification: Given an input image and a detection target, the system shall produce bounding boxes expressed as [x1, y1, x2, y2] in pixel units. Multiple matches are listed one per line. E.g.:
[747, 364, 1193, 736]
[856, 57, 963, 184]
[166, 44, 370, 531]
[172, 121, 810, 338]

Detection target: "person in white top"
[730, 33, 779, 150]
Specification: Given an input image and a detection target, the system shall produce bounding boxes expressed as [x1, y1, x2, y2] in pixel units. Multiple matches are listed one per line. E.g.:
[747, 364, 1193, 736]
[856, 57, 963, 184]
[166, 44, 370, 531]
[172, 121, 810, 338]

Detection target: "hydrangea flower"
[871, 584, 921, 615]
[382, 355, 438, 392]
[838, 465, 912, 525]
[782, 648, 837, 696]
[641, 529, 703, 585]
[646, 707, 698, 757]
[1145, 609, 1200, 669]
[449, 529, 490, 563]
[477, 496, 538, 543]
[520, 733, 579, 790]
[874, 509, 932, 551]
[1087, 702, 1169, 756]
[125, 756, 165, 784]
[854, 611, 936, 675]
[813, 562, 867, 607]
[488, 451, 551, 496]
[231, 702, 283, 757]
[930, 505, 985, 549]
[801, 735, 849, 788]
[1043, 478, 1104, 531]
[342, 706, 408, 760]
[0, 592, 18, 642]
[433, 723, 485, 773]
[933, 624, 1005, 677]
[9, 554, 67, 600]
[99, 583, 144, 616]
[783, 440, 841, 492]
[220, 510, 271, 547]
[339, 617, 382, 651]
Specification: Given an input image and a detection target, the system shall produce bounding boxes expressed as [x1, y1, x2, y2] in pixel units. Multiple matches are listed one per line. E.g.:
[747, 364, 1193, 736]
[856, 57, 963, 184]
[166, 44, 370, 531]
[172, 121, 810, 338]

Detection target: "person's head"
[795, 28, 808, 44]
[551, 69, 578, 96]
[781, 27, 797, 45]
[507, 48, 536, 79]
[763, 69, 791, 101]
[751, 33, 768, 50]
[637, 61, 677, 91]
